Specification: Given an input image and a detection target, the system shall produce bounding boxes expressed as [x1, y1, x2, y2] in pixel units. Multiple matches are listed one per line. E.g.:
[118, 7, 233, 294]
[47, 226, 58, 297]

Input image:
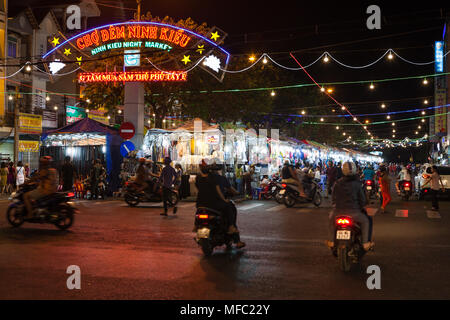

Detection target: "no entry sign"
[119, 122, 135, 140]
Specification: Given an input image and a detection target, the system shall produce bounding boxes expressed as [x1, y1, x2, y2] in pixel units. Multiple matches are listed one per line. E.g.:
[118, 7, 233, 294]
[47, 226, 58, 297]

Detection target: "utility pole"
[13, 99, 19, 163]
[136, 0, 141, 21]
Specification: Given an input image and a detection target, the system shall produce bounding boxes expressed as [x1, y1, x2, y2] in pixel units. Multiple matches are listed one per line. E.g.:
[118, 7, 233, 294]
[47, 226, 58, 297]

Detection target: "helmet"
[40, 156, 52, 166]
[342, 161, 357, 176]
[139, 157, 146, 164]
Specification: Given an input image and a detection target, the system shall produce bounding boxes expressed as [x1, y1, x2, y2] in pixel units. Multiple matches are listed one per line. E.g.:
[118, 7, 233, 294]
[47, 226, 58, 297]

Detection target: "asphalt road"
[0, 191, 449, 300]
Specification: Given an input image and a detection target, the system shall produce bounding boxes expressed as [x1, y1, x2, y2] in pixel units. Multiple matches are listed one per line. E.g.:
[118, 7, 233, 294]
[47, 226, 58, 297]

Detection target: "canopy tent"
[41, 117, 123, 194]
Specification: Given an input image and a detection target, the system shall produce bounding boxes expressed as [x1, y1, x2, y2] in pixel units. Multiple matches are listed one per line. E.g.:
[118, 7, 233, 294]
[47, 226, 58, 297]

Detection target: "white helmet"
[342, 161, 357, 176]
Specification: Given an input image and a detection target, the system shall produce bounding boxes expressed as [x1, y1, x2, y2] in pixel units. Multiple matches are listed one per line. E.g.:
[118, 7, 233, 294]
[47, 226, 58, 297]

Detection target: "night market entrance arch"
[43, 21, 230, 148]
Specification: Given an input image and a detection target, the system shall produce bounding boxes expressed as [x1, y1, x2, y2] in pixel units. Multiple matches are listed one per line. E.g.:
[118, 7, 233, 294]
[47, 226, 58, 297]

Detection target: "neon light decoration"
[78, 71, 187, 83]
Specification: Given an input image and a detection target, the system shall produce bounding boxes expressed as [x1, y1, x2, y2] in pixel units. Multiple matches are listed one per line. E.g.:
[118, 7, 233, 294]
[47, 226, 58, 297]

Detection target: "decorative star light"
[181, 55, 191, 65]
[203, 55, 221, 73]
[63, 48, 72, 56]
[51, 37, 60, 46]
[49, 59, 65, 74]
[196, 45, 205, 54]
[210, 31, 220, 41]
[76, 56, 82, 65]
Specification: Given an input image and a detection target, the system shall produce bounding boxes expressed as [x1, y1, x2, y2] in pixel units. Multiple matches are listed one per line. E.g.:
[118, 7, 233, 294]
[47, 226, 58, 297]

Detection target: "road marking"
[238, 203, 264, 211]
[395, 209, 408, 218]
[426, 210, 441, 219]
[266, 204, 286, 212]
[366, 207, 378, 216]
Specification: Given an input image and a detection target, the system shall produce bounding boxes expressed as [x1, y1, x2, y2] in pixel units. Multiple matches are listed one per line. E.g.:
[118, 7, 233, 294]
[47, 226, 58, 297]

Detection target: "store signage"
[78, 71, 187, 83]
[66, 105, 86, 123]
[19, 113, 42, 134]
[19, 140, 40, 152]
[435, 41, 444, 73]
[43, 110, 58, 128]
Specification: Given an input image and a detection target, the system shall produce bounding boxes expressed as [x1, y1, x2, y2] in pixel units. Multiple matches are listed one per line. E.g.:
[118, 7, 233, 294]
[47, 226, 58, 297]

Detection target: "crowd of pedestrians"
[0, 161, 30, 194]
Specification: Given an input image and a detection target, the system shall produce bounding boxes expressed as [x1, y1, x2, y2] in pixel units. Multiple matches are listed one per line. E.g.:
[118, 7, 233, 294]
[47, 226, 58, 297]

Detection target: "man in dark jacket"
[326, 161, 337, 198]
[327, 161, 374, 251]
[61, 156, 76, 192]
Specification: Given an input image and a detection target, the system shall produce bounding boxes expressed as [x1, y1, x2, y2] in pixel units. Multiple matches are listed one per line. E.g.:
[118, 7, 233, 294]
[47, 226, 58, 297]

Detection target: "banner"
[66, 105, 86, 123]
[19, 113, 42, 134]
[19, 140, 40, 152]
[43, 110, 58, 128]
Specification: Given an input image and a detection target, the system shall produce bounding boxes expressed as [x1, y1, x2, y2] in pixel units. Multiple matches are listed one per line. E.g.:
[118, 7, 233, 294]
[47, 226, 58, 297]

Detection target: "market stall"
[41, 117, 123, 193]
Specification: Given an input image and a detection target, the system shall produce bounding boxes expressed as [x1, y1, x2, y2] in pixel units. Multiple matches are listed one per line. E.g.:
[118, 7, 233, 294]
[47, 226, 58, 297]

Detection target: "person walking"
[422, 165, 445, 211]
[16, 161, 25, 190]
[325, 161, 337, 198]
[0, 162, 7, 194]
[6, 162, 15, 194]
[159, 157, 178, 216]
[379, 166, 391, 213]
[243, 164, 255, 199]
[235, 164, 243, 195]
[61, 156, 76, 192]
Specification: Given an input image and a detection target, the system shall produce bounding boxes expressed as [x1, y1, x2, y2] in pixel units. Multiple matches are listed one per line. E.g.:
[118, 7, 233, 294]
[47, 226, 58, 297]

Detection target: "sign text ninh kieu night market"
[77, 24, 192, 56]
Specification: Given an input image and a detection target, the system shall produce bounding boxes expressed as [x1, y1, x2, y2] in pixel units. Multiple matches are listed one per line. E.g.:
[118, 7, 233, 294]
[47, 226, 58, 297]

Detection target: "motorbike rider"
[395, 164, 412, 194]
[326, 161, 374, 251]
[145, 159, 160, 192]
[195, 159, 245, 248]
[135, 157, 150, 193]
[282, 160, 307, 198]
[23, 156, 58, 219]
[90, 159, 105, 200]
[209, 159, 246, 248]
[362, 165, 375, 183]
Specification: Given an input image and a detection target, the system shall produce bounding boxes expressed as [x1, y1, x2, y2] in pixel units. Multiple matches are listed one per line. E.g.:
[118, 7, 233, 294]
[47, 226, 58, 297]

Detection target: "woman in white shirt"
[16, 161, 25, 189]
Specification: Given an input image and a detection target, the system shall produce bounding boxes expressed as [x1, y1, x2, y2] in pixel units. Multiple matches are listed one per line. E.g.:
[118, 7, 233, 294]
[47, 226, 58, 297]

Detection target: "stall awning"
[43, 117, 118, 136]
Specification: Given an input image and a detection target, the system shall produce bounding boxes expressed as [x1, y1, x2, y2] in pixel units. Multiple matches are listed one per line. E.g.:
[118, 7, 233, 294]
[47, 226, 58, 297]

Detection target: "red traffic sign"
[119, 122, 135, 140]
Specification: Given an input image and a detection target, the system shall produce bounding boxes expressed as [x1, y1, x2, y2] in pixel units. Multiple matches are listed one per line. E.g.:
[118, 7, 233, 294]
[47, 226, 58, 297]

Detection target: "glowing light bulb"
[320, 87, 325, 92]
[320, 118, 324, 122]
[270, 91, 276, 97]
[353, 117, 357, 121]
[327, 88, 333, 93]
[387, 52, 394, 60]
[421, 118, 425, 123]
[369, 83, 375, 90]
[341, 106, 346, 110]
[381, 103, 386, 109]
[249, 55, 256, 62]
[343, 132, 346, 136]
[262, 57, 268, 64]
[54, 106, 58, 110]
[392, 122, 395, 126]
[323, 55, 329, 63]
[46, 96, 50, 101]
[301, 110, 306, 115]
[415, 131, 418, 134]
[25, 65, 32, 72]
[86, 99, 90, 103]
[386, 115, 391, 119]
[336, 126, 340, 130]
[8, 95, 13, 101]
[418, 125, 421, 129]
[424, 99, 428, 104]
[118, 110, 122, 114]
[423, 78, 428, 85]
[421, 111, 425, 115]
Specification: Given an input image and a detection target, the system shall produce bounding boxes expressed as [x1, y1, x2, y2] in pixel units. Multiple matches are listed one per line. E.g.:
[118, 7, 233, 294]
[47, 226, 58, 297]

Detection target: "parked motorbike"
[331, 215, 368, 272]
[194, 206, 236, 256]
[260, 180, 281, 200]
[280, 178, 322, 207]
[84, 177, 107, 200]
[398, 180, 412, 201]
[124, 179, 178, 207]
[6, 184, 77, 230]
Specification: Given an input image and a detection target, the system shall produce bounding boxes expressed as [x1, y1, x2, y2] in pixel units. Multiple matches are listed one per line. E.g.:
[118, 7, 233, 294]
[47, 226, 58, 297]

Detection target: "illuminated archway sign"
[43, 21, 230, 81]
[42, 20, 230, 152]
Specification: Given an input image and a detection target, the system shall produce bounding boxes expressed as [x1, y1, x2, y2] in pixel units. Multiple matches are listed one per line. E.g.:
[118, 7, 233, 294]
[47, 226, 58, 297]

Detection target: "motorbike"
[124, 179, 179, 207]
[194, 205, 237, 256]
[260, 180, 281, 200]
[363, 179, 379, 200]
[6, 184, 77, 230]
[398, 180, 412, 201]
[280, 178, 322, 207]
[84, 177, 107, 200]
[331, 215, 368, 272]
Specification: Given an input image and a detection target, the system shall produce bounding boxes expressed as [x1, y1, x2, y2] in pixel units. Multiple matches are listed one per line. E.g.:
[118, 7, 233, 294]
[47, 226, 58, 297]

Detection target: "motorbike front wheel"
[313, 192, 322, 207]
[337, 246, 351, 272]
[6, 205, 25, 228]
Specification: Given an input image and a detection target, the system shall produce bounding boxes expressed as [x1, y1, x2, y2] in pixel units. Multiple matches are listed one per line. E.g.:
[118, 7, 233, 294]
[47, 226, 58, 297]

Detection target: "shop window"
[8, 40, 17, 58]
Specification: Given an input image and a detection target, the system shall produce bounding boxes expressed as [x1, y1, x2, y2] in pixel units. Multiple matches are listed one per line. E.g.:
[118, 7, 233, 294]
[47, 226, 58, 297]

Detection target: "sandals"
[363, 242, 375, 251]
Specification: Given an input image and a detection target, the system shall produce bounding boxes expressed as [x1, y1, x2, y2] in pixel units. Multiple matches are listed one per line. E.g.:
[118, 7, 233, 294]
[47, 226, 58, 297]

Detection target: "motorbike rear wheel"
[199, 239, 213, 257]
[284, 194, 296, 208]
[275, 191, 284, 204]
[338, 246, 351, 272]
[6, 206, 25, 228]
[54, 205, 75, 230]
[169, 192, 179, 206]
[125, 193, 140, 207]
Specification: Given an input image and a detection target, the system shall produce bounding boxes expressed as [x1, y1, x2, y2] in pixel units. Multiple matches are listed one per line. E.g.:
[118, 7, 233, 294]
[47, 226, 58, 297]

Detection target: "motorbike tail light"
[281, 184, 287, 188]
[404, 182, 411, 187]
[424, 189, 428, 193]
[367, 180, 372, 185]
[336, 217, 352, 227]
[197, 214, 209, 219]
[67, 192, 75, 198]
